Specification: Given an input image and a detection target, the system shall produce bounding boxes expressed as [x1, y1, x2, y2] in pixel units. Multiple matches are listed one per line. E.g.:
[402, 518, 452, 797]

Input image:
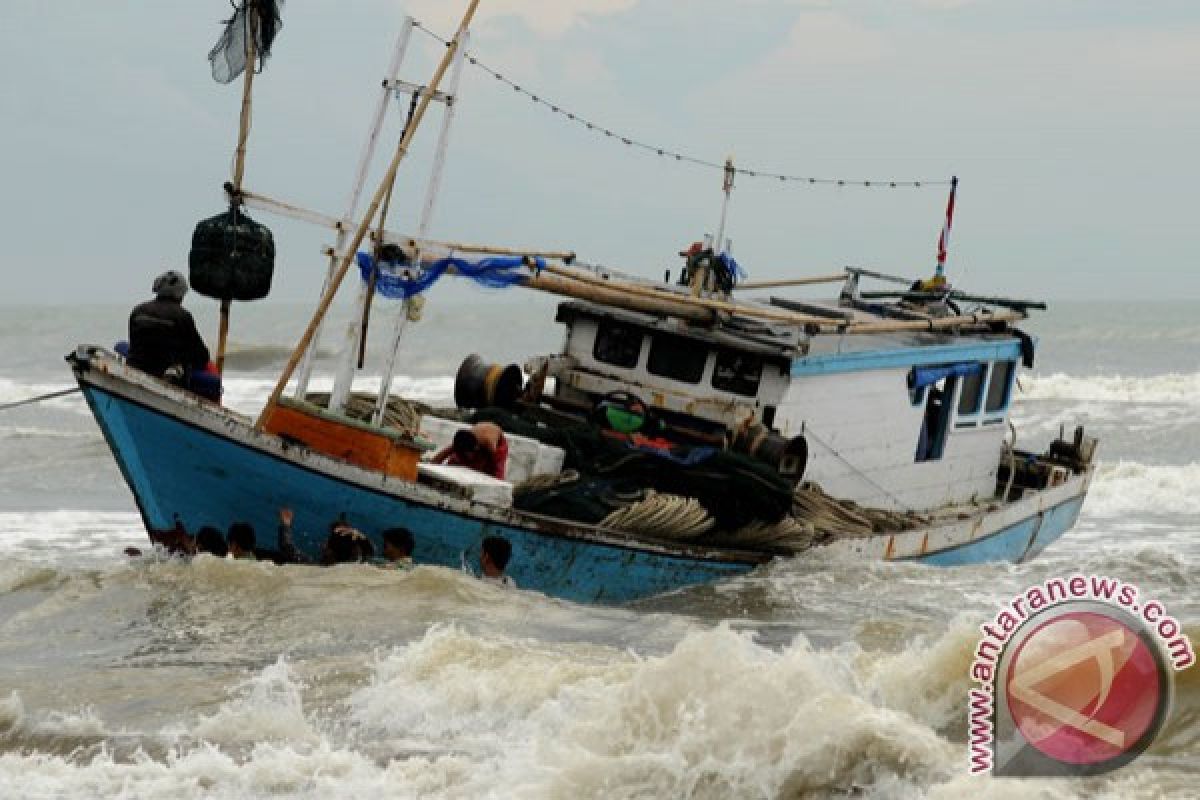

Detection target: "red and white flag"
[936, 176, 958, 275]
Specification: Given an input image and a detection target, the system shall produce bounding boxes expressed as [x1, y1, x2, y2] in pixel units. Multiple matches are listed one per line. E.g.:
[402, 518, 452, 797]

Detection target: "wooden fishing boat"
[69, 2, 1096, 603]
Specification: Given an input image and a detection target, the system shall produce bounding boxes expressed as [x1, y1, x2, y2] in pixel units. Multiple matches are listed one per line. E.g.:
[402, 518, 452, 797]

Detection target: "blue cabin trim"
[791, 339, 1024, 378]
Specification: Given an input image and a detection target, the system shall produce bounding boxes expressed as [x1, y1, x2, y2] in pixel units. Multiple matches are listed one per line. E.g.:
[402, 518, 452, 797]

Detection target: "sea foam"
[1021, 371, 1200, 406]
[1084, 461, 1200, 518]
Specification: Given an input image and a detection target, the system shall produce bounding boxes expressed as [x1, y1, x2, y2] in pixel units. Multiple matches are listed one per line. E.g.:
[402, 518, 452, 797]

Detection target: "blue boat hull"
[914, 495, 1085, 566]
[80, 382, 757, 604]
[71, 348, 1092, 604]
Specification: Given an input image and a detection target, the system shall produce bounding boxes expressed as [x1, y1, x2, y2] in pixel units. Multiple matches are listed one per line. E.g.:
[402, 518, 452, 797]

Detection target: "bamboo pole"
[518, 271, 713, 322]
[358, 169, 400, 368]
[218, 8, 259, 376]
[845, 309, 1026, 334]
[231, 12, 256, 191]
[524, 261, 1025, 334]
[532, 261, 833, 327]
[255, 0, 482, 429]
[238, 187, 578, 262]
[216, 298, 232, 373]
[734, 273, 848, 290]
[413, 239, 575, 261]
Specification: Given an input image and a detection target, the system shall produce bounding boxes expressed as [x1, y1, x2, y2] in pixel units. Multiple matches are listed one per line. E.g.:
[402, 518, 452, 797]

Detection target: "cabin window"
[593, 321, 643, 368]
[916, 376, 956, 462]
[711, 349, 763, 396]
[957, 364, 987, 416]
[985, 360, 1015, 413]
[647, 332, 708, 384]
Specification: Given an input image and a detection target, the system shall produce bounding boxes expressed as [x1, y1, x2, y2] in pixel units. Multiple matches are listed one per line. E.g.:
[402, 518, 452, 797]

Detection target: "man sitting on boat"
[431, 421, 509, 479]
[127, 270, 214, 394]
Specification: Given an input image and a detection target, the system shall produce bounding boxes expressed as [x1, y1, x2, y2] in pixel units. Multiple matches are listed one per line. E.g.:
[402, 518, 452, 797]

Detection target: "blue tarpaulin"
[356, 252, 544, 299]
[908, 362, 982, 390]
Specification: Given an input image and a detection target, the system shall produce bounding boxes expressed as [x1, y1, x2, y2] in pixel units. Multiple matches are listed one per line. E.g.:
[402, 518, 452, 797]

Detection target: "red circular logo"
[1004, 610, 1164, 766]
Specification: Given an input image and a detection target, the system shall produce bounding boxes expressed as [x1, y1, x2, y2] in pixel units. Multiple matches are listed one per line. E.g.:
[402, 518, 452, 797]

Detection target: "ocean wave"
[1084, 461, 1200, 518]
[221, 344, 337, 372]
[1020, 372, 1200, 406]
[0, 618, 1193, 799]
[0, 512, 145, 567]
[0, 426, 96, 441]
[198, 375, 456, 417]
[191, 657, 321, 748]
[348, 623, 960, 797]
[0, 378, 87, 415]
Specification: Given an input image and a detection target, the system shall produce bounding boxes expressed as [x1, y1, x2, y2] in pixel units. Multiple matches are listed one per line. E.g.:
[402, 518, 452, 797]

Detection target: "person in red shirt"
[432, 422, 509, 479]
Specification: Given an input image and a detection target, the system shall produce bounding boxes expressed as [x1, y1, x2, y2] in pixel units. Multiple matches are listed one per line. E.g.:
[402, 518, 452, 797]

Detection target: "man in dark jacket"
[127, 270, 211, 379]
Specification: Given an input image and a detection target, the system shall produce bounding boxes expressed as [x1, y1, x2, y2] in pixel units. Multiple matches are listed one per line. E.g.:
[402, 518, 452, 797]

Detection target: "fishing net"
[475, 408, 794, 529]
[189, 208, 275, 301]
[208, 0, 285, 84]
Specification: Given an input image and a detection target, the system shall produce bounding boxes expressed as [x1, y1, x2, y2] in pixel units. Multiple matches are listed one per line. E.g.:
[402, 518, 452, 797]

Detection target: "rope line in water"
[0, 387, 81, 413]
[412, 20, 952, 189]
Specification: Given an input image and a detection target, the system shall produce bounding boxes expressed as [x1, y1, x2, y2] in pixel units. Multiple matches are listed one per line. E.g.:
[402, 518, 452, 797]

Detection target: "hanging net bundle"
[189, 208, 275, 301]
[208, 0, 285, 84]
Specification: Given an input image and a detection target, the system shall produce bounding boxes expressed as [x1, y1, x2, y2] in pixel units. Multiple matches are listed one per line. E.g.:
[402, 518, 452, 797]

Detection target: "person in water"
[379, 527, 415, 569]
[127, 270, 211, 382]
[432, 422, 509, 479]
[276, 508, 375, 565]
[323, 521, 375, 565]
[226, 522, 258, 560]
[480, 535, 516, 588]
[194, 526, 228, 558]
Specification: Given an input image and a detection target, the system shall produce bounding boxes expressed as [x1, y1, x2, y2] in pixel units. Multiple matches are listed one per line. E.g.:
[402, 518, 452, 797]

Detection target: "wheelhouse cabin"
[545, 296, 1027, 513]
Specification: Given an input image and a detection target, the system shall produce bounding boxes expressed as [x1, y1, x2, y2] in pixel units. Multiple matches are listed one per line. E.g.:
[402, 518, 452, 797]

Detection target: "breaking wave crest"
[1085, 461, 1200, 517]
[1021, 372, 1200, 406]
[0, 615, 1194, 798]
[0, 625, 966, 799]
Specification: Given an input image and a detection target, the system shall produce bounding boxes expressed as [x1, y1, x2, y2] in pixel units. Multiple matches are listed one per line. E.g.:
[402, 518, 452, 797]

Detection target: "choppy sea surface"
[0, 299, 1195, 799]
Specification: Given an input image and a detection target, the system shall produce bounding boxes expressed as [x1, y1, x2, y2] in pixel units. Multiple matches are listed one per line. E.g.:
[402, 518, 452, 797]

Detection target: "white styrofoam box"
[417, 463, 514, 507]
[417, 415, 566, 484]
[419, 416, 469, 456]
[534, 444, 565, 477]
[504, 435, 540, 485]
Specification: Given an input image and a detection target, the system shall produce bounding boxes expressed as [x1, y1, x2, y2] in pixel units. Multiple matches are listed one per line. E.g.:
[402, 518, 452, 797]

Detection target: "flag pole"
[934, 175, 958, 285]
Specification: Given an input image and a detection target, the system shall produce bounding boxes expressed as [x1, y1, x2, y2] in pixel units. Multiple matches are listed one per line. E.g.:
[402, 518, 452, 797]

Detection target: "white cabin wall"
[776, 368, 1006, 511]
[558, 315, 790, 424]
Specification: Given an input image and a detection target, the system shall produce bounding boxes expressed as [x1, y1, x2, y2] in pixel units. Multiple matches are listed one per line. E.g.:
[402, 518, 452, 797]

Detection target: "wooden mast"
[217, 5, 259, 376]
[255, 0, 483, 429]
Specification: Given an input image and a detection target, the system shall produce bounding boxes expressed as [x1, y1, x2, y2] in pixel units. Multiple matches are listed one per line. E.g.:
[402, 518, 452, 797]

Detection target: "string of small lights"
[412, 20, 952, 189]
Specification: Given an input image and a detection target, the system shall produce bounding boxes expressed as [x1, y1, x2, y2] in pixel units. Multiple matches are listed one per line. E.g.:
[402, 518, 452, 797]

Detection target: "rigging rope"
[0, 387, 82, 413]
[411, 20, 952, 189]
[800, 424, 916, 511]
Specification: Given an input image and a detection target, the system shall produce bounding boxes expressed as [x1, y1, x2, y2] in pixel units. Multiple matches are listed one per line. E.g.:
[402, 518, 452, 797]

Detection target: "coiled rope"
[599, 490, 714, 540]
[304, 391, 428, 435]
[592, 481, 929, 552]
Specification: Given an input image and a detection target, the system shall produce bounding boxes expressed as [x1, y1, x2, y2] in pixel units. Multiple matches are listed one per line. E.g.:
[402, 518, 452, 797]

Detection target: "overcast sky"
[2, 0, 1198, 307]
